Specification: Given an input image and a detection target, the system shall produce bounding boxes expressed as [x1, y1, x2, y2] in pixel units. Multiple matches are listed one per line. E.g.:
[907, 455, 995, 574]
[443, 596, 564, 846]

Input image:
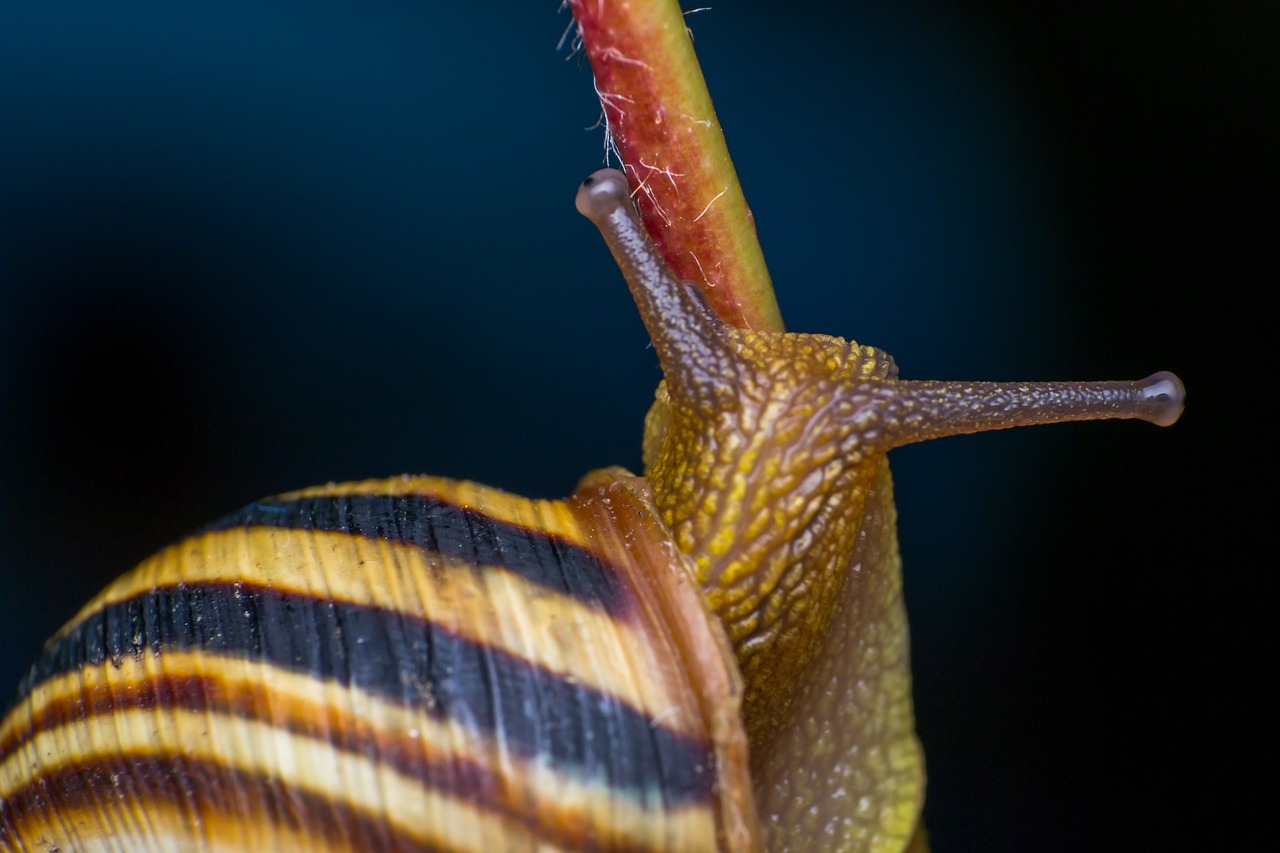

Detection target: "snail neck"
[643, 331, 896, 748]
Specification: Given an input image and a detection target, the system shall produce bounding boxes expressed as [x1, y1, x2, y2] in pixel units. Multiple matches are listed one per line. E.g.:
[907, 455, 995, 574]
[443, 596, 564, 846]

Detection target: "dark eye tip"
[1136, 370, 1185, 427]
[576, 168, 631, 221]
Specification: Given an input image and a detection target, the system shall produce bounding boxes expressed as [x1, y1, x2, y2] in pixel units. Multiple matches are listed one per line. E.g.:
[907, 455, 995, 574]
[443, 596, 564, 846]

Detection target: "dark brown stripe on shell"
[0, 673, 666, 853]
[0, 755, 462, 853]
[203, 492, 629, 613]
[9, 582, 715, 805]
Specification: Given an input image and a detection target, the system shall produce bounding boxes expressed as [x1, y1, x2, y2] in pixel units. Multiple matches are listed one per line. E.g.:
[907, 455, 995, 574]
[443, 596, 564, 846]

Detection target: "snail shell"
[0, 474, 756, 851]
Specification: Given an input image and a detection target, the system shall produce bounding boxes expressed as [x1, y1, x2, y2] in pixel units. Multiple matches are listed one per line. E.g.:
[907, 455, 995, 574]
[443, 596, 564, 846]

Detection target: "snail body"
[0, 170, 1183, 852]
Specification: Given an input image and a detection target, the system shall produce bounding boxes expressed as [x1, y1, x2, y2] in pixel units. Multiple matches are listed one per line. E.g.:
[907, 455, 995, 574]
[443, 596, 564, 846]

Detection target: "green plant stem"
[568, 0, 784, 333]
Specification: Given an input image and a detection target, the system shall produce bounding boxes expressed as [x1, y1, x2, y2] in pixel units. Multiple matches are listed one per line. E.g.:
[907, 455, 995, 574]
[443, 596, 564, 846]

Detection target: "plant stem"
[568, 0, 784, 333]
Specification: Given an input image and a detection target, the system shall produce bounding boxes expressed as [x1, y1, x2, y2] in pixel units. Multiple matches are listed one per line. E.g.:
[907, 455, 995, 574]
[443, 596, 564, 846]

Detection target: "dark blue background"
[0, 2, 1263, 850]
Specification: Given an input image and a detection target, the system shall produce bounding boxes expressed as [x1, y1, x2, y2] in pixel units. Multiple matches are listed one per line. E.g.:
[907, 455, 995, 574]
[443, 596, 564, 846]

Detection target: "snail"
[0, 168, 1183, 853]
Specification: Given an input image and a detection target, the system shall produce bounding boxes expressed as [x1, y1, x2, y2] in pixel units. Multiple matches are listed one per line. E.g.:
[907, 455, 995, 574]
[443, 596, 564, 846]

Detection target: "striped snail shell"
[0, 169, 1183, 853]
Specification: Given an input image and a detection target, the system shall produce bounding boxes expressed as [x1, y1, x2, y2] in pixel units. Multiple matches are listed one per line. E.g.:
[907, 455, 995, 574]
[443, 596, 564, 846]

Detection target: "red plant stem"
[568, 0, 784, 333]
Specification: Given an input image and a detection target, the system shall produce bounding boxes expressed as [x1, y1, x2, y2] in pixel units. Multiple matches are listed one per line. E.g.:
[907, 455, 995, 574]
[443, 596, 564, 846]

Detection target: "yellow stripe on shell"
[5, 802, 420, 853]
[3, 709, 560, 851]
[0, 651, 720, 852]
[282, 476, 600, 548]
[43, 504, 700, 740]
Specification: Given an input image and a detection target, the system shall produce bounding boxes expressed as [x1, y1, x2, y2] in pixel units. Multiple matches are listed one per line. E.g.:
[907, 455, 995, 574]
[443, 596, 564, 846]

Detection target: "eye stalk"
[577, 169, 735, 403]
[577, 166, 1185, 445]
[865, 370, 1185, 452]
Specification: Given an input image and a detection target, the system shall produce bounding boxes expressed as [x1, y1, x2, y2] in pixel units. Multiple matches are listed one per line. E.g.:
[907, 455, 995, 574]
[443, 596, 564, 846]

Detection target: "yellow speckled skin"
[642, 334, 925, 851]
[753, 460, 923, 852]
[642, 334, 901, 749]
